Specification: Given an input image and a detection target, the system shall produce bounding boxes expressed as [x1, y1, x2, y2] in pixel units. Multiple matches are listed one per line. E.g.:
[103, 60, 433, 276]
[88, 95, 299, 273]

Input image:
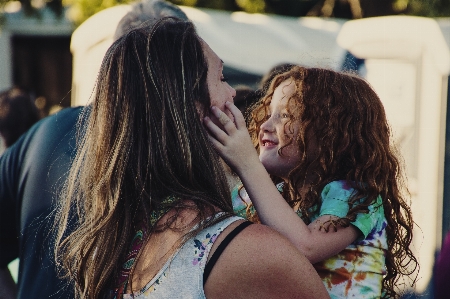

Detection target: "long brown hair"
[54, 18, 233, 298]
[250, 66, 418, 298]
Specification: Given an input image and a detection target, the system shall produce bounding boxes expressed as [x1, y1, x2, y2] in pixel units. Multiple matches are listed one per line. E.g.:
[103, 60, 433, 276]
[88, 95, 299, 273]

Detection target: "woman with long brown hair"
[206, 66, 418, 298]
[53, 18, 329, 299]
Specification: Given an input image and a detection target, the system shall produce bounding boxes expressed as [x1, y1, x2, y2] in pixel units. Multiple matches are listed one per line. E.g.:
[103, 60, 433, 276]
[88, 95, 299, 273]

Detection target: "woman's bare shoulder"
[204, 223, 330, 299]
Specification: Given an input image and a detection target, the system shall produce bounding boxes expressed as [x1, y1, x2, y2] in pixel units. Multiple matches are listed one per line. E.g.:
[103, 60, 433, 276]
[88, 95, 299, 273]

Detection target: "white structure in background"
[71, 5, 347, 106]
[338, 16, 450, 292]
[71, 5, 131, 107]
[437, 18, 450, 50]
[0, 27, 12, 92]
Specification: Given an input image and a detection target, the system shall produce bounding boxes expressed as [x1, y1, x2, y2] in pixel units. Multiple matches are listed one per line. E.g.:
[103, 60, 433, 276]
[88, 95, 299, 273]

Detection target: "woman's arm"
[204, 222, 330, 299]
[204, 102, 359, 263]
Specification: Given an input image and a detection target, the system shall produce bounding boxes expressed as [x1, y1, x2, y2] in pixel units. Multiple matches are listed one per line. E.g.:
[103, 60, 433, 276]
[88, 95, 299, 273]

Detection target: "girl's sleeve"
[318, 181, 384, 238]
[231, 184, 251, 218]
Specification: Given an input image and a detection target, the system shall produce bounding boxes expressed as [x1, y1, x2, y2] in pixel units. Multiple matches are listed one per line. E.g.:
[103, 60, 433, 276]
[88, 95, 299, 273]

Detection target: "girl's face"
[202, 41, 236, 127]
[259, 79, 302, 180]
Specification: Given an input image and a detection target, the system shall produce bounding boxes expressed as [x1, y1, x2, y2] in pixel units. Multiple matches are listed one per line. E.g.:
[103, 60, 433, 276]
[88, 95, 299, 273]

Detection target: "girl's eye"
[282, 113, 290, 118]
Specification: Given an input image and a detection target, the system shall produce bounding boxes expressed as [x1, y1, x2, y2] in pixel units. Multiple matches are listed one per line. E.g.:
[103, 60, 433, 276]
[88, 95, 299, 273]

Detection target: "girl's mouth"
[261, 139, 277, 147]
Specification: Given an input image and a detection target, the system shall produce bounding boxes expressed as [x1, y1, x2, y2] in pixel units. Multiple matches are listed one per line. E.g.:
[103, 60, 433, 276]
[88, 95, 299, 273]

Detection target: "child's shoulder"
[318, 181, 357, 217]
[320, 180, 387, 241]
[321, 180, 356, 201]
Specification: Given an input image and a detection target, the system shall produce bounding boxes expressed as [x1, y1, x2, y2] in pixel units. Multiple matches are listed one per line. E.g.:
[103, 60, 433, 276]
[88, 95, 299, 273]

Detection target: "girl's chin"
[259, 158, 291, 179]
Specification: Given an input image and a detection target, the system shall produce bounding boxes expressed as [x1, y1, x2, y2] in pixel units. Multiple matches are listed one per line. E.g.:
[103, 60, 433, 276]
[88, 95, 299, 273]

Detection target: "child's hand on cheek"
[204, 102, 261, 176]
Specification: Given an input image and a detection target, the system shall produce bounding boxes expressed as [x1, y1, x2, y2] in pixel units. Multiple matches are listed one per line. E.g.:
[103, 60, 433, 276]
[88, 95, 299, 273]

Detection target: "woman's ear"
[195, 101, 207, 122]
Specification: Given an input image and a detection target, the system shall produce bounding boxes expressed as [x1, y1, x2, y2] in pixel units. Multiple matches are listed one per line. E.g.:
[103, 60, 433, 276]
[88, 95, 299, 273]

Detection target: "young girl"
[204, 66, 418, 298]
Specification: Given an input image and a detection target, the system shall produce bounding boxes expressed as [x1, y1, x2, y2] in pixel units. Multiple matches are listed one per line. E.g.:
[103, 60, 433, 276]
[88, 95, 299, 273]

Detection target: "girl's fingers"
[206, 132, 225, 151]
[211, 106, 236, 134]
[225, 102, 246, 130]
[203, 116, 230, 145]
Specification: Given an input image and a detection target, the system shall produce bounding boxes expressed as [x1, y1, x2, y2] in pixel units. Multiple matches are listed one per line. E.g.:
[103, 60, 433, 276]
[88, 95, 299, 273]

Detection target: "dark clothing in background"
[0, 107, 82, 298]
[435, 231, 450, 299]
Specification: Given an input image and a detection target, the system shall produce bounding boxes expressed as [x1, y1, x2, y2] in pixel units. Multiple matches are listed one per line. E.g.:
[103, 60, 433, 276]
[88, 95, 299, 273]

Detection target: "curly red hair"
[249, 66, 418, 298]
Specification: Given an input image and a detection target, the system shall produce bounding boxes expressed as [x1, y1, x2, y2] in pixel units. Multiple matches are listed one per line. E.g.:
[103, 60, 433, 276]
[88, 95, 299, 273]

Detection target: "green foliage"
[168, 0, 239, 11]
[63, 0, 135, 25]
[235, 0, 265, 13]
[165, 0, 197, 7]
[0, 0, 448, 28]
[406, 0, 450, 17]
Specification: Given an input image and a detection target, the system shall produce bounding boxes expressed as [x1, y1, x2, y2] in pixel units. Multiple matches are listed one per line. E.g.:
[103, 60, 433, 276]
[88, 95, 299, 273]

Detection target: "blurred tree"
[169, 0, 450, 18]
[265, 0, 319, 16]
[63, 0, 134, 25]
[0, 0, 449, 26]
[406, 0, 450, 17]
[169, 0, 239, 11]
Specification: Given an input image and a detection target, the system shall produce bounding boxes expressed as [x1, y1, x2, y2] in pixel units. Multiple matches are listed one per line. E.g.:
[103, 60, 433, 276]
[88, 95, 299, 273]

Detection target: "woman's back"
[114, 211, 241, 298]
[118, 207, 329, 299]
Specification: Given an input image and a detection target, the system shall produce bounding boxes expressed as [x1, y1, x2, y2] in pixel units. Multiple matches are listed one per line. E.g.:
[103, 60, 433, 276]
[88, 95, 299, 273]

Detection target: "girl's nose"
[260, 116, 274, 132]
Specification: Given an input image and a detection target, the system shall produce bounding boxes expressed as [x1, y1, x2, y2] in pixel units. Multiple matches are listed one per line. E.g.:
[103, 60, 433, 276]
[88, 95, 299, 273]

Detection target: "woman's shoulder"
[204, 222, 330, 299]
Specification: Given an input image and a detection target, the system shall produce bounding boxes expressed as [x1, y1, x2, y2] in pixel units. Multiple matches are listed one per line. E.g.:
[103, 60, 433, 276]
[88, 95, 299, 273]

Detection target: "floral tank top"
[109, 214, 243, 299]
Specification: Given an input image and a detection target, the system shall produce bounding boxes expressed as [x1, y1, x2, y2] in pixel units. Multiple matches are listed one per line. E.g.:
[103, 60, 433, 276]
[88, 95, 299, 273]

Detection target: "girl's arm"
[204, 102, 359, 263]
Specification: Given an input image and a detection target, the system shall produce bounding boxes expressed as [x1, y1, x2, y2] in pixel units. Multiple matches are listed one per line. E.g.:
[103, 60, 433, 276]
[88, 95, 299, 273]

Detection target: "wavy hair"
[249, 66, 418, 298]
[53, 18, 233, 298]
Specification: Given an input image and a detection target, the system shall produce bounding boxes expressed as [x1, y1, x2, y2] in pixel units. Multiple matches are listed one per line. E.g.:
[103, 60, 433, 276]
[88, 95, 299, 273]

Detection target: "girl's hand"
[204, 102, 260, 176]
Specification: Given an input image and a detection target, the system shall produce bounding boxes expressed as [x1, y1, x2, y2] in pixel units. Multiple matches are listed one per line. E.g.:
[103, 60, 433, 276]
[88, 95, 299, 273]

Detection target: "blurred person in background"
[435, 231, 450, 299]
[0, 88, 40, 155]
[232, 64, 297, 129]
[259, 63, 296, 95]
[0, 1, 189, 298]
[233, 85, 257, 113]
[233, 85, 259, 122]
